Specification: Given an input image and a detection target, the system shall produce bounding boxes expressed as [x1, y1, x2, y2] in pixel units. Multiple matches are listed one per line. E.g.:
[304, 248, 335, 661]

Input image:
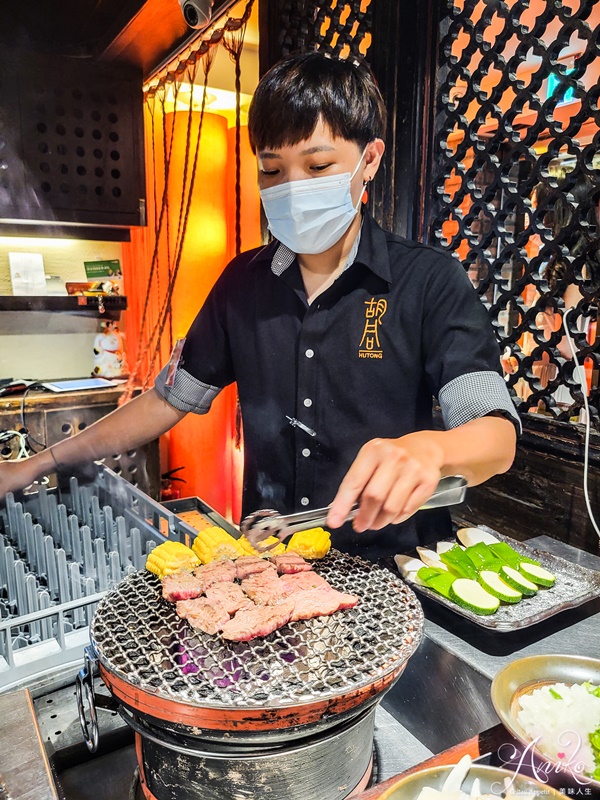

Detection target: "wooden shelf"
[0, 295, 127, 318]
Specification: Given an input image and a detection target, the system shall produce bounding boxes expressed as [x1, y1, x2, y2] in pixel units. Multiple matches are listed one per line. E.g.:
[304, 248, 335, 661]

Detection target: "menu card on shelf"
[8, 252, 47, 296]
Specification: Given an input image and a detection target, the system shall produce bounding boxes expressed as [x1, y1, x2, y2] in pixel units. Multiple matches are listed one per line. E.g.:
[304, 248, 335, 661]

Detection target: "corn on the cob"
[285, 527, 331, 560]
[192, 526, 247, 564]
[145, 540, 200, 578]
[238, 535, 258, 556]
[261, 536, 287, 555]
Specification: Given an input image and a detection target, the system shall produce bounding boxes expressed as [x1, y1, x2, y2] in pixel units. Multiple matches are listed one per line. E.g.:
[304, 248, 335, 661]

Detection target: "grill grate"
[91, 551, 423, 710]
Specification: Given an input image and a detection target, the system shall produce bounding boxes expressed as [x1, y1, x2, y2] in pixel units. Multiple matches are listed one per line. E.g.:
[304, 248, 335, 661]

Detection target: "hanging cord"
[563, 306, 600, 538]
[171, 60, 201, 276]
[20, 384, 47, 452]
[121, 83, 182, 404]
[145, 0, 256, 101]
[148, 98, 160, 288]
[160, 89, 174, 354]
[143, 52, 216, 388]
[223, 18, 248, 256]
[0, 430, 29, 461]
[167, 61, 201, 353]
[121, 1, 256, 406]
[223, 22, 248, 449]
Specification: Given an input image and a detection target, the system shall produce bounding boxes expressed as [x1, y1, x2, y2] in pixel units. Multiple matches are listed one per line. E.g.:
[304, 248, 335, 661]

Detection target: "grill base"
[134, 705, 377, 800]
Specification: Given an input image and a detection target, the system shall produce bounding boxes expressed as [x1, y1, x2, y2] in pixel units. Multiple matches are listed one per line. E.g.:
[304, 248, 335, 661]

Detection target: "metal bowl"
[491, 654, 600, 792]
[378, 762, 564, 798]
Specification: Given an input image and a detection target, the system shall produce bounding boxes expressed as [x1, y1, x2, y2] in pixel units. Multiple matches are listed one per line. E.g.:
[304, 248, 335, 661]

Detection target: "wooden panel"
[458, 418, 600, 557]
[0, 690, 58, 800]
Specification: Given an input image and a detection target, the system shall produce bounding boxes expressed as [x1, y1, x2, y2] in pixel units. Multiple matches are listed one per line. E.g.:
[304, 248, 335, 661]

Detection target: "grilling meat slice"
[205, 582, 251, 615]
[193, 559, 236, 591]
[270, 553, 313, 574]
[221, 598, 295, 641]
[234, 556, 277, 581]
[177, 596, 231, 635]
[162, 571, 204, 602]
[241, 570, 291, 605]
[279, 571, 331, 593]
[290, 588, 359, 622]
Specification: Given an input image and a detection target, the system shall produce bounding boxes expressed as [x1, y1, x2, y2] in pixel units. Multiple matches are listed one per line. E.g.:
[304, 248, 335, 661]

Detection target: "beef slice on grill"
[205, 582, 251, 615]
[290, 588, 359, 622]
[193, 559, 236, 591]
[221, 598, 295, 641]
[162, 571, 204, 602]
[234, 555, 277, 581]
[241, 569, 291, 605]
[270, 553, 313, 574]
[177, 596, 231, 635]
[279, 571, 331, 593]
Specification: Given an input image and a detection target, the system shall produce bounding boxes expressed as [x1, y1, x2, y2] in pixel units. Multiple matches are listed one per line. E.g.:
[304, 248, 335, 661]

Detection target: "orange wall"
[123, 107, 261, 522]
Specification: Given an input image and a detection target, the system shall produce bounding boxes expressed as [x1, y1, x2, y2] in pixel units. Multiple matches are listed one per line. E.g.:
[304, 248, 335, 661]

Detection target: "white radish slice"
[437, 540, 464, 554]
[456, 527, 499, 547]
[416, 547, 448, 570]
[394, 555, 425, 578]
[470, 777, 481, 796]
[441, 755, 472, 792]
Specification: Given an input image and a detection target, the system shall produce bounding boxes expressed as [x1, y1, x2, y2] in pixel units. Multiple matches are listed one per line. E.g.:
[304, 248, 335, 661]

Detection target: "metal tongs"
[241, 474, 467, 551]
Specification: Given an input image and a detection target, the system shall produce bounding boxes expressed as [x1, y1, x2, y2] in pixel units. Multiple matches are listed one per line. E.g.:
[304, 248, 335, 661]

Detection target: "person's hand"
[326, 432, 445, 533]
[0, 458, 41, 501]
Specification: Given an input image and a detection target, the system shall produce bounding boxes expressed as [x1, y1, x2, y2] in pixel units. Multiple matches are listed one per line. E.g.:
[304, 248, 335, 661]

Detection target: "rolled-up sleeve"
[154, 267, 234, 415]
[422, 254, 521, 433]
[154, 366, 222, 414]
[438, 370, 520, 432]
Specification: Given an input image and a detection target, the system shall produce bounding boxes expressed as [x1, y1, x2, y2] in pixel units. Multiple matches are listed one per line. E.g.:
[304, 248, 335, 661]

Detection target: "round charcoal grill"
[90, 551, 424, 800]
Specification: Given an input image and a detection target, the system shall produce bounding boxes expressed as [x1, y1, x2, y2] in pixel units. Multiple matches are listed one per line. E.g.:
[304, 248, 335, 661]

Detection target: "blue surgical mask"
[259, 148, 367, 255]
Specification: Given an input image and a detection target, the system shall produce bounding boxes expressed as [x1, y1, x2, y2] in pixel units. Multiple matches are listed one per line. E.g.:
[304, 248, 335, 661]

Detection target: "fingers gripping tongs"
[241, 474, 468, 551]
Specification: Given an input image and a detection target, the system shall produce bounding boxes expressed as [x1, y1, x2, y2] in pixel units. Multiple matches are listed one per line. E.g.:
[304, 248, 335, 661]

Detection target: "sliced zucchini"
[489, 541, 540, 568]
[499, 565, 538, 596]
[518, 562, 556, 588]
[418, 566, 456, 599]
[478, 570, 522, 603]
[449, 578, 500, 615]
[456, 527, 499, 547]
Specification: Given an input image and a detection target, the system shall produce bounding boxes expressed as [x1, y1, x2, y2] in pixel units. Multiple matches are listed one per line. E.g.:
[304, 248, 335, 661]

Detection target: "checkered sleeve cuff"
[154, 366, 222, 414]
[438, 370, 521, 433]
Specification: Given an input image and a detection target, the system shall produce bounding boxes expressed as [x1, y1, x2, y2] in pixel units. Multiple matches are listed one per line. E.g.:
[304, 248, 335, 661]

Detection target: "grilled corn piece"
[261, 536, 287, 555]
[145, 540, 200, 578]
[192, 526, 247, 564]
[238, 535, 258, 556]
[285, 527, 331, 560]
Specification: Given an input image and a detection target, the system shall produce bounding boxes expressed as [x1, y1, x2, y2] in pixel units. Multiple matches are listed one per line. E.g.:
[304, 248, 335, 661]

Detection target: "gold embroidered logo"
[359, 298, 387, 359]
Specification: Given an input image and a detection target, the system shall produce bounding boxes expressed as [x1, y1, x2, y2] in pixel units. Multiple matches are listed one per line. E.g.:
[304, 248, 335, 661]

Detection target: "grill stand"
[131, 706, 377, 800]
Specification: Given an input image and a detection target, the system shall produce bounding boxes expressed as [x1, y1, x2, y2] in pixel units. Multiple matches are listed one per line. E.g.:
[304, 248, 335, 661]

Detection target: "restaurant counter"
[0, 537, 598, 799]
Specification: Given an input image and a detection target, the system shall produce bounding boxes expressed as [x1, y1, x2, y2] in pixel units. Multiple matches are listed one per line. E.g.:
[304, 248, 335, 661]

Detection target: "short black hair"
[248, 52, 387, 154]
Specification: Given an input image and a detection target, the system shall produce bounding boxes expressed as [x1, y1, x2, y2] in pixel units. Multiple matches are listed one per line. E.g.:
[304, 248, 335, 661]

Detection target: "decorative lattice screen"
[430, 0, 600, 426]
[279, 0, 372, 59]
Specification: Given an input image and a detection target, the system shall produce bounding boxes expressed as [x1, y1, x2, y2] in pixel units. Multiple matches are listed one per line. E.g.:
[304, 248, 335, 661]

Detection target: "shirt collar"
[258, 210, 392, 285]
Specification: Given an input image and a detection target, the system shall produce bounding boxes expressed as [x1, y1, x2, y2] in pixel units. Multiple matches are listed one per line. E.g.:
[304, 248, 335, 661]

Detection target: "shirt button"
[302, 448, 311, 457]
[300, 497, 310, 506]
[305, 349, 314, 358]
[304, 398, 312, 407]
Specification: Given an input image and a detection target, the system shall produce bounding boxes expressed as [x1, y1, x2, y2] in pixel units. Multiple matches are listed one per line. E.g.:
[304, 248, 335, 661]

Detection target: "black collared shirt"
[155, 211, 518, 559]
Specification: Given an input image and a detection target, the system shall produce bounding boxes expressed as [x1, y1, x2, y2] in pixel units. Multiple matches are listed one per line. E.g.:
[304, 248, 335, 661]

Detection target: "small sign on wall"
[84, 259, 122, 279]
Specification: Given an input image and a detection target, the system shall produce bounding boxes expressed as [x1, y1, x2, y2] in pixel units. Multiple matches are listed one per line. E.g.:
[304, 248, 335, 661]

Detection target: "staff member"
[0, 53, 518, 559]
